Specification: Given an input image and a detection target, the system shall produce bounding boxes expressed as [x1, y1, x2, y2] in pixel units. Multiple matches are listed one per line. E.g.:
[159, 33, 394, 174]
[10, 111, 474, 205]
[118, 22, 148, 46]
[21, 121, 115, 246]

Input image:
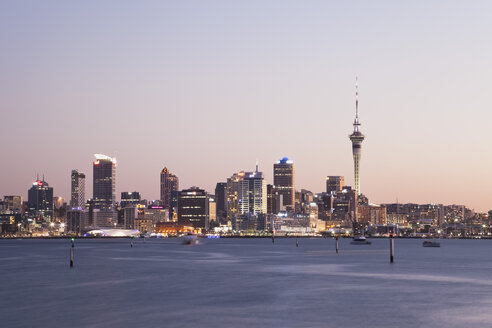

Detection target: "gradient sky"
[1, 1, 491, 211]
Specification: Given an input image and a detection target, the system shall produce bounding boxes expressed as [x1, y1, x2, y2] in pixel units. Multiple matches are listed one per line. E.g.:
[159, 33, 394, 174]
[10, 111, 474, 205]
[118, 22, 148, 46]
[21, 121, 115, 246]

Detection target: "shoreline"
[1, 235, 491, 240]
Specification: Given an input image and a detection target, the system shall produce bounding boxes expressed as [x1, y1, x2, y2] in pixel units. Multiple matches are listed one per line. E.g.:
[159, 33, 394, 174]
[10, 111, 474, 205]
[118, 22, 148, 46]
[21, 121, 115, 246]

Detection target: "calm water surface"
[1, 238, 492, 328]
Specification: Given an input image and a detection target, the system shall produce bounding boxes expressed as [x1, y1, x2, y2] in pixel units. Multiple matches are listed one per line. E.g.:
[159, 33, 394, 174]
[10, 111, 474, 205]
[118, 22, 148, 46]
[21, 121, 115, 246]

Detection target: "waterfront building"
[92, 209, 118, 228]
[28, 178, 54, 224]
[383, 203, 442, 227]
[238, 166, 267, 215]
[142, 205, 169, 224]
[121, 191, 141, 208]
[66, 209, 88, 235]
[177, 187, 209, 231]
[70, 170, 85, 209]
[273, 157, 295, 212]
[93, 154, 116, 210]
[357, 204, 387, 225]
[134, 218, 154, 233]
[349, 79, 365, 195]
[160, 167, 179, 208]
[326, 176, 344, 194]
[122, 206, 138, 229]
[155, 222, 194, 235]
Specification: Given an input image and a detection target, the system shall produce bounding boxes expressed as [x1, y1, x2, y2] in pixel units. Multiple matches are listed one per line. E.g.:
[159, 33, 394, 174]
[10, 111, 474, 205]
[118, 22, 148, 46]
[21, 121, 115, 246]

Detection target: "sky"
[1, 1, 491, 211]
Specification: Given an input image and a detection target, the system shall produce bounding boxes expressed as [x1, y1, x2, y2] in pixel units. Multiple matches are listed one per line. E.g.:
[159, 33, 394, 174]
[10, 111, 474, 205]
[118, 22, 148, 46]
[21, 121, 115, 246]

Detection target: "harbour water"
[1, 238, 492, 327]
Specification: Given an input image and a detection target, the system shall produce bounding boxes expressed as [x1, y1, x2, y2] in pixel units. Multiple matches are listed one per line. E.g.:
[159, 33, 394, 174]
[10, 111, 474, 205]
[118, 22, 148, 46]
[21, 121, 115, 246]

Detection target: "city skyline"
[1, 1, 492, 211]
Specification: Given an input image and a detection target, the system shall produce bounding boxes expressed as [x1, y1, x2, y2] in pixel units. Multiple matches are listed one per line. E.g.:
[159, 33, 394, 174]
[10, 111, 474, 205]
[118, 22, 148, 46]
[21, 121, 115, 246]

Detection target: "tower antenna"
[356, 76, 359, 120]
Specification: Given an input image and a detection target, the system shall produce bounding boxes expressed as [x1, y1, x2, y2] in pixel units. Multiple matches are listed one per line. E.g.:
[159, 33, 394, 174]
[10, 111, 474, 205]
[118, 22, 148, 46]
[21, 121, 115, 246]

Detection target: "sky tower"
[349, 78, 365, 195]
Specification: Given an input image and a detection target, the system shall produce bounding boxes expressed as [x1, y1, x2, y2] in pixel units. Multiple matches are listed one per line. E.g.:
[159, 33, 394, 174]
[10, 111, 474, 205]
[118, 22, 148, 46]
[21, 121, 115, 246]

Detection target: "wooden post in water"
[390, 234, 394, 263]
[70, 238, 74, 268]
[336, 235, 339, 254]
[296, 236, 299, 247]
[131, 235, 134, 248]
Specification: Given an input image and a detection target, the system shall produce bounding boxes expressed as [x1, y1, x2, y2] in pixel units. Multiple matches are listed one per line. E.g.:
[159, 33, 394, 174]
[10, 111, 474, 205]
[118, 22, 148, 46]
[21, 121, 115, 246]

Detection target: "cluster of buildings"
[1, 87, 491, 238]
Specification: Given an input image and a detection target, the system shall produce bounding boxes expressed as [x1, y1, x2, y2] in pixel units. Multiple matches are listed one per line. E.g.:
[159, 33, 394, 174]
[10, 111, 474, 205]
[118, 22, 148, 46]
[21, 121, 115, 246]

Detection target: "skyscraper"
[238, 165, 267, 215]
[349, 78, 365, 195]
[177, 187, 209, 231]
[226, 171, 245, 219]
[273, 157, 295, 212]
[93, 154, 116, 210]
[326, 176, 344, 194]
[28, 178, 53, 224]
[70, 170, 85, 209]
[160, 167, 179, 208]
[266, 184, 277, 214]
[215, 182, 227, 223]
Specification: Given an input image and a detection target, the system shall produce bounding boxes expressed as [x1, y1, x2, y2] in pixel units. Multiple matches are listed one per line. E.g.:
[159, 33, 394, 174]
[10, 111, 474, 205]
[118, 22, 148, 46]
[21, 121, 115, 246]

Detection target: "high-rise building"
[238, 166, 267, 215]
[326, 176, 344, 194]
[349, 79, 365, 195]
[70, 170, 85, 209]
[28, 178, 54, 224]
[160, 167, 179, 208]
[273, 157, 295, 211]
[215, 182, 227, 223]
[93, 154, 116, 210]
[226, 172, 245, 219]
[209, 197, 216, 223]
[266, 184, 277, 214]
[121, 191, 141, 208]
[177, 187, 209, 231]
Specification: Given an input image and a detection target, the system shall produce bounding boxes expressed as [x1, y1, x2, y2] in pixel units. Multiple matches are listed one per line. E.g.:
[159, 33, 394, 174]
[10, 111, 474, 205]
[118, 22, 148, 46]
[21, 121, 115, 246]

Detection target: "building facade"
[273, 157, 295, 212]
[238, 168, 267, 215]
[177, 187, 209, 231]
[326, 176, 344, 194]
[215, 182, 227, 223]
[93, 154, 116, 210]
[121, 191, 141, 208]
[160, 167, 179, 208]
[70, 170, 85, 209]
[28, 179, 54, 224]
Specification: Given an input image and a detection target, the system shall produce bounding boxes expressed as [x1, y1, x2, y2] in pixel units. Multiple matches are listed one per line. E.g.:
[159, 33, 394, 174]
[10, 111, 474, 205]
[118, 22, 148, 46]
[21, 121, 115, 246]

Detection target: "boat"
[350, 236, 371, 245]
[182, 233, 199, 245]
[422, 240, 440, 247]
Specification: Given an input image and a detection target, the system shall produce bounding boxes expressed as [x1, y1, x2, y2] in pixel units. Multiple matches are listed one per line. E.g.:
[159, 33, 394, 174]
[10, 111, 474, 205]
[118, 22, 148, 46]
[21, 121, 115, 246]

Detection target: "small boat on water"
[423, 240, 440, 247]
[182, 233, 199, 245]
[350, 236, 371, 245]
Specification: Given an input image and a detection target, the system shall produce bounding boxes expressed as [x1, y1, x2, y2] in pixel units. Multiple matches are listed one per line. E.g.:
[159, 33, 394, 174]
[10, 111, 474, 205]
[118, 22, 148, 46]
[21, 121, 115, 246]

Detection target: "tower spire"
[354, 76, 360, 132]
